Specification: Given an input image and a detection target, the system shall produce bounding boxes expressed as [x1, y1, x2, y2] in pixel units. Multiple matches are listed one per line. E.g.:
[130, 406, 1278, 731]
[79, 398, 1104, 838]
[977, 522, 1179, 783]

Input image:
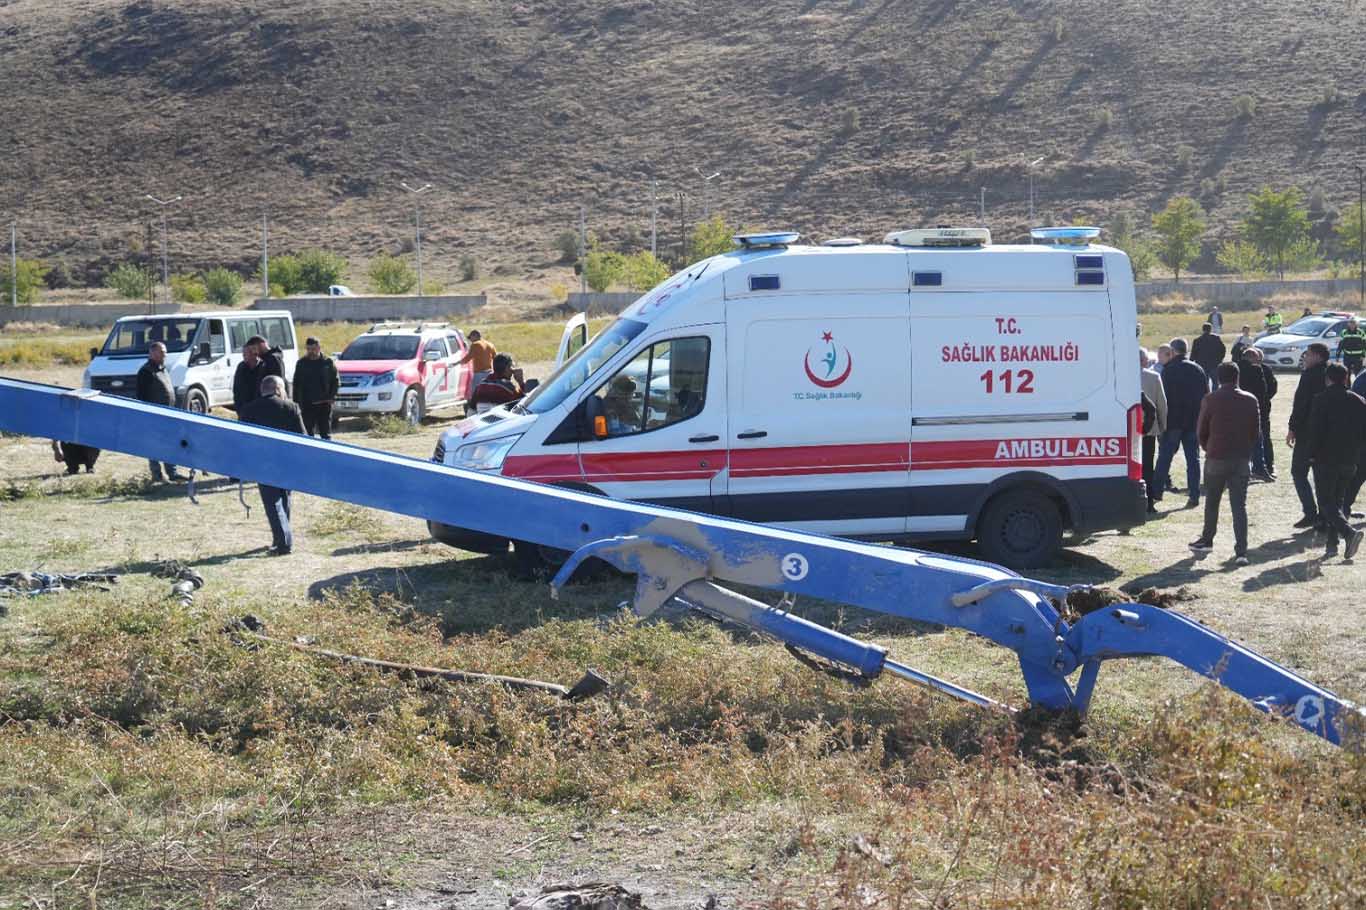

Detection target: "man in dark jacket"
[1237, 346, 1278, 480]
[1154, 338, 1209, 508]
[1304, 362, 1366, 559]
[232, 336, 285, 411]
[135, 342, 183, 482]
[1190, 323, 1226, 390]
[1342, 369, 1366, 515]
[1189, 363, 1260, 564]
[238, 375, 307, 555]
[1287, 342, 1330, 529]
[292, 337, 340, 439]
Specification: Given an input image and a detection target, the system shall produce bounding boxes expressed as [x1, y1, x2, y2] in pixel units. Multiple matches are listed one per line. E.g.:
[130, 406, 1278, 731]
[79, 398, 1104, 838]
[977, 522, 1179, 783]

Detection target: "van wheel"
[185, 388, 208, 415]
[976, 489, 1063, 569]
[401, 387, 424, 425]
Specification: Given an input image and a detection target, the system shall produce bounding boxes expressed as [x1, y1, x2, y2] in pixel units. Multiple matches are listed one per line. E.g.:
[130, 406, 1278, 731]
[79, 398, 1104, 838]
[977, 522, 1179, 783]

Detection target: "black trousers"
[1344, 450, 1366, 513]
[1314, 462, 1357, 546]
[301, 403, 333, 439]
[1259, 410, 1274, 472]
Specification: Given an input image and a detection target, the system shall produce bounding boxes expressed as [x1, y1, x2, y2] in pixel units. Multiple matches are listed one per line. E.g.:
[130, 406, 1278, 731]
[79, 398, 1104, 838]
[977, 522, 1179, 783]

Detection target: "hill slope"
[1, 0, 1364, 286]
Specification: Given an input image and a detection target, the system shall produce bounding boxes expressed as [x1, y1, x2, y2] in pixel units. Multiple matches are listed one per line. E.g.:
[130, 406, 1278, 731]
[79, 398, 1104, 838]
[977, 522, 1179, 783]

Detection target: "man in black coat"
[238, 375, 307, 555]
[1304, 362, 1366, 559]
[1237, 346, 1278, 480]
[1153, 337, 1209, 508]
[1287, 342, 1330, 529]
[232, 335, 285, 411]
[1190, 322, 1226, 391]
[135, 342, 183, 482]
[292, 337, 340, 439]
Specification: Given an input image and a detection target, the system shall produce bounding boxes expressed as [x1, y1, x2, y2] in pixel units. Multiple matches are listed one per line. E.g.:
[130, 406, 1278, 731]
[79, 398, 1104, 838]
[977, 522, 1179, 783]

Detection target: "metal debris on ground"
[508, 882, 647, 910]
[0, 571, 119, 598]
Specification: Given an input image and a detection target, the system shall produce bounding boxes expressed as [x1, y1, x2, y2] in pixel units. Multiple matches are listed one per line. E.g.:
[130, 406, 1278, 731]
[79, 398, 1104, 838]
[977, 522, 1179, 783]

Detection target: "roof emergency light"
[884, 227, 991, 248]
[733, 231, 801, 249]
[1031, 226, 1102, 246]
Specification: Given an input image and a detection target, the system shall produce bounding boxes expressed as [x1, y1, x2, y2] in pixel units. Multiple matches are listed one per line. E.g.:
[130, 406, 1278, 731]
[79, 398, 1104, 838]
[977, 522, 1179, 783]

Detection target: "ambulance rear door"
[721, 251, 912, 535]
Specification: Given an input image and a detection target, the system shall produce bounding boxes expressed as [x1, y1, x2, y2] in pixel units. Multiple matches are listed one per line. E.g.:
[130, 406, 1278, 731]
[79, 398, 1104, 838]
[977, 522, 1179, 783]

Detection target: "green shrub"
[297, 249, 348, 294]
[1242, 186, 1311, 278]
[1151, 196, 1206, 282]
[202, 268, 243, 307]
[368, 253, 416, 294]
[0, 258, 48, 305]
[169, 273, 206, 304]
[103, 262, 154, 300]
[622, 251, 670, 291]
[1175, 145, 1195, 171]
[556, 231, 581, 264]
[839, 109, 861, 135]
[460, 254, 478, 282]
[1216, 239, 1267, 278]
[261, 255, 304, 296]
[43, 261, 74, 290]
[583, 247, 624, 293]
[1094, 107, 1114, 129]
[688, 215, 739, 262]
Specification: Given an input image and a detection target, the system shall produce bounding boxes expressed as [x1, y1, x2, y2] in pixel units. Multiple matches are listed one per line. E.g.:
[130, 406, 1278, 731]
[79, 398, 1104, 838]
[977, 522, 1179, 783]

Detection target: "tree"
[202, 268, 243, 307]
[688, 215, 739, 261]
[368, 253, 416, 294]
[261, 254, 304, 296]
[460, 254, 478, 282]
[555, 230, 580, 264]
[1107, 212, 1156, 280]
[622, 251, 671, 291]
[1242, 186, 1311, 279]
[1216, 239, 1267, 278]
[170, 273, 207, 304]
[1337, 204, 1364, 266]
[297, 249, 348, 294]
[104, 262, 154, 299]
[1151, 196, 1205, 282]
[0, 258, 49, 305]
[583, 247, 624, 293]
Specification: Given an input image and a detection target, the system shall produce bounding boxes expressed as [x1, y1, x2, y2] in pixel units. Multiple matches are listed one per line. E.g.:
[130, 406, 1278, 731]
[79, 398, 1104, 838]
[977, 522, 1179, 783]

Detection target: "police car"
[1253, 312, 1358, 371]
[430, 226, 1145, 569]
[335, 323, 472, 423]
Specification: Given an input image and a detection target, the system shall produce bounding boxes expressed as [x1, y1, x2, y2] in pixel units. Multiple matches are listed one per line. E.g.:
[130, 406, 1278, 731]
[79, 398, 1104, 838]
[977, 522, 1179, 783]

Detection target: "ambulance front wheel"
[975, 489, 1064, 570]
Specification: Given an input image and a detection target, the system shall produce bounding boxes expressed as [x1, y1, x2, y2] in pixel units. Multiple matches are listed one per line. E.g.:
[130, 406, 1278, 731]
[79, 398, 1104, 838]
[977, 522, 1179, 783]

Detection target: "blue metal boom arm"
[0, 378, 1359, 747]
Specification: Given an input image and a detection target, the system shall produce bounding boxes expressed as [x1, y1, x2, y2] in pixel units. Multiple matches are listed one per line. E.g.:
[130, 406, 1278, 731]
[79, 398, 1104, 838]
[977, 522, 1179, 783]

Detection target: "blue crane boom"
[1, 377, 1359, 747]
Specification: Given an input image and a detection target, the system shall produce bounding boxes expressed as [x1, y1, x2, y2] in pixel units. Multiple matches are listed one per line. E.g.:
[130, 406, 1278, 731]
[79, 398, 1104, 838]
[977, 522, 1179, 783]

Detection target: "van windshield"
[102, 318, 202, 356]
[340, 335, 421, 361]
[519, 317, 648, 415]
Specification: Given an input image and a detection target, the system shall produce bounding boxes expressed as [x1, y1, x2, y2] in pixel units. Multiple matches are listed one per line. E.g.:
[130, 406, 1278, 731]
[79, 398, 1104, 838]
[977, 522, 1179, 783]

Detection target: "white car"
[1254, 312, 1357, 371]
[334, 323, 472, 423]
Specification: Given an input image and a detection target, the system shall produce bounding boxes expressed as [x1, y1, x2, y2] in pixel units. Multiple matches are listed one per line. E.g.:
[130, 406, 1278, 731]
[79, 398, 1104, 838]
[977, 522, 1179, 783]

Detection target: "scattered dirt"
[510, 882, 647, 910]
[1060, 584, 1197, 621]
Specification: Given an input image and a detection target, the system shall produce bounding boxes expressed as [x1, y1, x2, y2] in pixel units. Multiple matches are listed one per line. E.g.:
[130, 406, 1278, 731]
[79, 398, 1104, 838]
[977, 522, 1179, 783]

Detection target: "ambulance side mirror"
[593, 415, 608, 439]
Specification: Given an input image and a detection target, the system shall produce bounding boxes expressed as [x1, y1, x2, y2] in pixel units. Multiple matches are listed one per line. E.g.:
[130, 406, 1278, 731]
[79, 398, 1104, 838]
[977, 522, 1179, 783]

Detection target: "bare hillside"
[1, 0, 1364, 284]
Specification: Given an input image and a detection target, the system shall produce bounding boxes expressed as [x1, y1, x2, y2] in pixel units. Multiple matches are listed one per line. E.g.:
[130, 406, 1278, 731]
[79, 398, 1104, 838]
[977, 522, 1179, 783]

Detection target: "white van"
[431, 228, 1144, 568]
[84, 311, 299, 413]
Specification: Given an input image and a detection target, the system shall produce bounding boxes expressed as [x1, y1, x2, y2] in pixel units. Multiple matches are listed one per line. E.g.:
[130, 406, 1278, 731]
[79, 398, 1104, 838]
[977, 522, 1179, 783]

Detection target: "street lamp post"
[650, 178, 659, 258]
[145, 194, 182, 308]
[694, 167, 721, 219]
[1027, 155, 1047, 227]
[8, 223, 15, 309]
[1356, 164, 1364, 310]
[400, 182, 433, 296]
[261, 211, 270, 299]
[979, 187, 986, 223]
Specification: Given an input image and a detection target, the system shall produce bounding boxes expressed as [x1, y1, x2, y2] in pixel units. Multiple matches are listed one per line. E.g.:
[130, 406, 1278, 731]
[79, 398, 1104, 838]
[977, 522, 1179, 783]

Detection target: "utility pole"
[400, 182, 433, 296]
[577, 205, 587, 295]
[676, 192, 688, 264]
[694, 167, 721, 219]
[1357, 164, 1364, 310]
[261, 212, 270, 299]
[650, 179, 658, 258]
[1027, 156, 1046, 228]
[979, 187, 986, 223]
[144, 221, 156, 315]
[145, 194, 182, 308]
[8, 223, 15, 309]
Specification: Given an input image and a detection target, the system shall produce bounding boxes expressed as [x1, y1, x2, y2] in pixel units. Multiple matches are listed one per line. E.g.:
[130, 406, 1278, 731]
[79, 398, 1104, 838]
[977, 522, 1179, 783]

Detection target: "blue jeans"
[259, 484, 293, 552]
[1155, 427, 1201, 500]
[1251, 434, 1267, 474]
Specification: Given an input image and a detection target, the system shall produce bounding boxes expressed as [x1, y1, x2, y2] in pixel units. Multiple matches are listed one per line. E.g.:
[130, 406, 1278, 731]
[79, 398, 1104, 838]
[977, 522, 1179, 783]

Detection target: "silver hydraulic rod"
[883, 658, 1014, 713]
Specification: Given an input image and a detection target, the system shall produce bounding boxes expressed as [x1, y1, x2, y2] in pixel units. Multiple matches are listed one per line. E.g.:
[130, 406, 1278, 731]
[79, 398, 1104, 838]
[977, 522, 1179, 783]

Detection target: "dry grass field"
[1, 331, 1363, 908]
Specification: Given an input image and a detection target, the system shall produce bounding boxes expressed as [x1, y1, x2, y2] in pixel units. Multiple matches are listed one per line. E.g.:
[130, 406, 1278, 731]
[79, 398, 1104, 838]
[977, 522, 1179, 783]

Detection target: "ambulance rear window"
[749, 275, 780, 292]
[1076, 271, 1106, 286]
[1074, 255, 1104, 269]
[912, 271, 943, 287]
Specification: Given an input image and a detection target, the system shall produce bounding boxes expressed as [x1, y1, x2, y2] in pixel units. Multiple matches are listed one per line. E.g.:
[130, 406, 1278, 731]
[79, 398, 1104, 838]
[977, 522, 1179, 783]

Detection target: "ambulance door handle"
[737, 430, 768, 440]
[689, 434, 719, 443]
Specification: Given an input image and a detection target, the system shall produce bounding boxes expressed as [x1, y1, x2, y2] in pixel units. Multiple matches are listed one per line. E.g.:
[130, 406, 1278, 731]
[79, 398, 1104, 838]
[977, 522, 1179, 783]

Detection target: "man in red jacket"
[1190, 362, 1260, 565]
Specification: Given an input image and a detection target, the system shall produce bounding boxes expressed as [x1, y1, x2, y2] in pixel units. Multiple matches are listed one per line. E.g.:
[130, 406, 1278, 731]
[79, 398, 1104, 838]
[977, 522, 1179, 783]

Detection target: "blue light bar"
[1031, 226, 1102, 244]
[734, 231, 801, 249]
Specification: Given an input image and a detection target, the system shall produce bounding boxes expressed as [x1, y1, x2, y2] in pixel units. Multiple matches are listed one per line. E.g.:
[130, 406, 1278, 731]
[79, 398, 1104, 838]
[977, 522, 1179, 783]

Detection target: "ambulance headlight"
[452, 434, 521, 471]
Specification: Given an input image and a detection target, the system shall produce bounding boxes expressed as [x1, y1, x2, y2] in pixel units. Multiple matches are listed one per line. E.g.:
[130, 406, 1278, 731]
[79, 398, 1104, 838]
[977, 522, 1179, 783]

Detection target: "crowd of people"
[1140, 305, 1366, 564]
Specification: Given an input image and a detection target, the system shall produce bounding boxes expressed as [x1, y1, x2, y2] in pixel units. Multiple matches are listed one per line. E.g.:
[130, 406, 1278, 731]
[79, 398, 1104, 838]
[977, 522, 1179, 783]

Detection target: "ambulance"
[431, 227, 1145, 568]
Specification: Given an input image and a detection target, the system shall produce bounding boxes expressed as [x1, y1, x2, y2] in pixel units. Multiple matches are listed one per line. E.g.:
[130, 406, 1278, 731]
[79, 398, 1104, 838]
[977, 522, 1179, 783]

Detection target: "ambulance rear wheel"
[976, 489, 1063, 570]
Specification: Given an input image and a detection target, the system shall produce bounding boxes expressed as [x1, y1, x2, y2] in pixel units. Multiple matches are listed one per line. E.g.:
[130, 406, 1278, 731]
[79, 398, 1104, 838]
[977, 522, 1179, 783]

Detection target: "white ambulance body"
[432, 228, 1144, 568]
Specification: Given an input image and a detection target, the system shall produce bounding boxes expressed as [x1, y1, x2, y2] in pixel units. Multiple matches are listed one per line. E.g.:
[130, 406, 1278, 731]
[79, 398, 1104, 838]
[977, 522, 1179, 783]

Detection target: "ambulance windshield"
[519, 317, 648, 415]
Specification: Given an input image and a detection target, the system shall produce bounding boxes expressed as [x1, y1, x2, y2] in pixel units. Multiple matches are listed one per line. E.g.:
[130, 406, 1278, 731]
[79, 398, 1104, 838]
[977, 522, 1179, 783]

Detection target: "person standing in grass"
[1140, 349, 1167, 514]
[1189, 362, 1259, 565]
[1154, 338, 1208, 508]
[1191, 323, 1226, 391]
[1209, 306, 1224, 335]
[1230, 326, 1255, 363]
[1237, 347, 1277, 481]
[1336, 318, 1366, 377]
[1288, 343, 1330, 530]
[238, 375, 306, 556]
[1304, 362, 1366, 560]
[135, 341, 184, 483]
[457, 330, 497, 397]
[292, 337, 340, 439]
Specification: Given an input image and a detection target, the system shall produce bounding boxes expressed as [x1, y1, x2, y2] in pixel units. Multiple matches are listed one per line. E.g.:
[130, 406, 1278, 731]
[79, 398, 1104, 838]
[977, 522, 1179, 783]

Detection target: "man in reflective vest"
[1263, 307, 1283, 336]
[1337, 318, 1366, 377]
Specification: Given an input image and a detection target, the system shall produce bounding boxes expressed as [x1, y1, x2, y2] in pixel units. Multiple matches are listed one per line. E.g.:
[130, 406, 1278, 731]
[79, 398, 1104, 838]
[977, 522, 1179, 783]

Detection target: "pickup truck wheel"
[976, 489, 1063, 570]
[185, 388, 208, 415]
[402, 387, 424, 425]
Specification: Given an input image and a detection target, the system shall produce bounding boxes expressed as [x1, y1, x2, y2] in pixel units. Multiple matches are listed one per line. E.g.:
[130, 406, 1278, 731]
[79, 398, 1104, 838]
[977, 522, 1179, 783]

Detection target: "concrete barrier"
[1135, 277, 1361, 305]
[249, 294, 487, 322]
[567, 292, 640, 314]
[0, 302, 182, 328]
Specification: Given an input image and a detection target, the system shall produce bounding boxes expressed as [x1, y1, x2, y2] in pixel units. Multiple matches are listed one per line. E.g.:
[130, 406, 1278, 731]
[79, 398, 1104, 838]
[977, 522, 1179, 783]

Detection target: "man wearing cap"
[292, 336, 340, 439]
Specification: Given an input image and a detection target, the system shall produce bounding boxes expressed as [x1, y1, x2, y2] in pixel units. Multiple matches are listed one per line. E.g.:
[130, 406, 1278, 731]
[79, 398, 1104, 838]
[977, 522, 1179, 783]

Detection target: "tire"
[401, 387, 424, 425]
[975, 489, 1064, 570]
[185, 388, 209, 415]
[512, 539, 611, 582]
